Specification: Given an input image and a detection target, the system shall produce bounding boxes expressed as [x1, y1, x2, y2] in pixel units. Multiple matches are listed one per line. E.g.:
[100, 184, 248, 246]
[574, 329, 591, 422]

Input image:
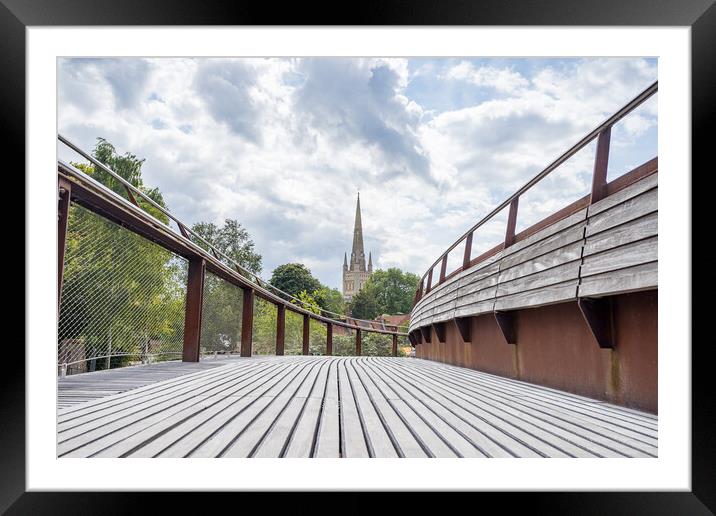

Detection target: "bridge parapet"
[408, 82, 658, 412]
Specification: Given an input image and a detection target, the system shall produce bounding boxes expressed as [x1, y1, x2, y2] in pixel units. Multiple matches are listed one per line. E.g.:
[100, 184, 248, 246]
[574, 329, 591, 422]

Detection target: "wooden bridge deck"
[57, 356, 658, 458]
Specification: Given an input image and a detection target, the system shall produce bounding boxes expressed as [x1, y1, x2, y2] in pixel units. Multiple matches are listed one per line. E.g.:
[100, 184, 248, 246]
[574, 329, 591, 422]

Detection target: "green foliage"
[347, 288, 381, 319]
[77, 138, 170, 224]
[312, 287, 346, 316]
[269, 263, 322, 300]
[349, 268, 419, 319]
[191, 219, 262, 276]
[59, 139, 187, 371]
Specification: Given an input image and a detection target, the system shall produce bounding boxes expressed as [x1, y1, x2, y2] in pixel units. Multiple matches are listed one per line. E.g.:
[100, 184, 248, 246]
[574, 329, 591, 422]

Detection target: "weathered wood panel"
[583, 212, 657, 257]
[580, 237, 657, 278]
[493, 280, 579, 312]
[410, 173, 657, 333]
[588, 172, 657, 217]
[586, 188, 657, 237]
[497, 262, 582, 297]
[578, 261, 658, 298]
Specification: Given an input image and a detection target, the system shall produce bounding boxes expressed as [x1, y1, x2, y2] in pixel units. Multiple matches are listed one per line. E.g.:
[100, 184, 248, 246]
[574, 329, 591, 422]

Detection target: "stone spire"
[368, 252, 373, 272]
[350, 192, 366, 271]
[343, 252, 348, 270]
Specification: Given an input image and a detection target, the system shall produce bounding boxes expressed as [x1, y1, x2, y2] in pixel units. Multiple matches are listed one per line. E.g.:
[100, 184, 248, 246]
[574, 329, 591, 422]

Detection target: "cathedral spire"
[350, 192, 366, 271]
[343, 252, 348, 270]
[368, 252, 373, 272]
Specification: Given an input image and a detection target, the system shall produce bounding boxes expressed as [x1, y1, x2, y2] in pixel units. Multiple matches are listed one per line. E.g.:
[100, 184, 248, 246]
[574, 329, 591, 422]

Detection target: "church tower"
[343, 193, 372, 301]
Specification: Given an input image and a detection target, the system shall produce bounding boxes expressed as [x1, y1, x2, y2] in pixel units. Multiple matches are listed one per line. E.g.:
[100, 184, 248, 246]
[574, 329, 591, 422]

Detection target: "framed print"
[8, 0, 713, 512]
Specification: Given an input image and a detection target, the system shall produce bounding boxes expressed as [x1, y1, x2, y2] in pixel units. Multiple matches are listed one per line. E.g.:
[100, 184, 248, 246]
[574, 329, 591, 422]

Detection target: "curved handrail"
[413, 80, 658, 306]
[58, 134, 409, 333]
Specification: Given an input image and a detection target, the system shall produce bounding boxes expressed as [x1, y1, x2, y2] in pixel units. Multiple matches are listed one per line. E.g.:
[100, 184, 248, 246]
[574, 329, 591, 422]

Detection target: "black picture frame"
[6, 0, 712, 512]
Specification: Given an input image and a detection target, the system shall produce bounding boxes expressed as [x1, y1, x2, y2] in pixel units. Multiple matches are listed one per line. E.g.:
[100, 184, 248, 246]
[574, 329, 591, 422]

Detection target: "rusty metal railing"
[412, 80, 658, 306]
[58, 136, 408, 374]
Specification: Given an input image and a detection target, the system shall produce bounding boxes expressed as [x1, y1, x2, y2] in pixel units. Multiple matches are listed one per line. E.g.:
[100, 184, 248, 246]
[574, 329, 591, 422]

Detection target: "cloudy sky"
[58, 57, 657, 289]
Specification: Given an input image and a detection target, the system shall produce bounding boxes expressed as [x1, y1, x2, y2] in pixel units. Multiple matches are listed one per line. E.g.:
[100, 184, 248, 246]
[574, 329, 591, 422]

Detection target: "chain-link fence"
[58, 204, 187, 375]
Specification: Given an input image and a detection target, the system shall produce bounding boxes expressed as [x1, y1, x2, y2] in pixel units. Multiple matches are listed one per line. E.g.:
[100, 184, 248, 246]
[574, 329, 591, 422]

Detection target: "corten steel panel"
[326, 323, 333, 356]
[302, 314, 310, 355]
[469, 313, 516, 378]
[276, 304, 286, 356]
[182, 259, 205, 363]
[611, 290, 658, 413]
[240, 288, 254, 357]
[515, 302, 610, 401]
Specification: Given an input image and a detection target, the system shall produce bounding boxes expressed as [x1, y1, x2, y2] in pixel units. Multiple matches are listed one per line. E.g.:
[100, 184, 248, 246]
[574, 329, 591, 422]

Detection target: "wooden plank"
[580, 237, 657, 278]
[586, 188, 657, 237]
[312, 359, 341, 457]
[56, 356, 658, 458]
[578, 261, 658, 298]
[184, 360, 312, 458]
[493, 280, 578, 312]
[252, 360, 330, 457]
[59, 362, 280, 457]
[337, 359, 370, 457]
[583, 212, 657, 257]
[497, 261, 582, 297]
[453, 298, 496, 319]
[498, 242, 583, 284]
[588, 172, 658, 217]
[215, 361, 322, 458]
[344, 359, 399, 457]
[503, 208, 587, 257]
[500, 225, 586, 270]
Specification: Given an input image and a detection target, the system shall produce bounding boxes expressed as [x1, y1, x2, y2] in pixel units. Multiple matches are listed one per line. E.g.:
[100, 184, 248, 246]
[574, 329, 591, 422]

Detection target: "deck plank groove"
[57, 356, 657, 458]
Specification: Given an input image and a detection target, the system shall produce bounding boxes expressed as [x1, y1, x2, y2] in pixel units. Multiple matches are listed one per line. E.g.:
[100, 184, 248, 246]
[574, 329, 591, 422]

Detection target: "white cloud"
[443, 61, 529, 93]
[58, 57, 657, 289]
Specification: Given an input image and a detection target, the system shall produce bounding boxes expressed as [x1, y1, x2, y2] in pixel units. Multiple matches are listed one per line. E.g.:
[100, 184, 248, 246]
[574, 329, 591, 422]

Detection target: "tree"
[348, 287, 381, 320]
[269, 263, 322, 300]
[191, 219, 262, 276]
[349, 268, 419, 319]
[59, 138, 184, 372]
[190, 219, 262, 354]
[312, 287, 346, 316]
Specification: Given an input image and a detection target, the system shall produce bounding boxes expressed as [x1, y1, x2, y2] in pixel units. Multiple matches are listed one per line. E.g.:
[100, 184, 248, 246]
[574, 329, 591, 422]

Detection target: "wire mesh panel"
[252, 297, 277, 355]
[58, 204, 187, 375]
[361, 332, 393, 357]
[284, 310, 304, 355]
[200, 270, 243, 356]
[332, 330, 355, 356]
[309, 319, 326, 355]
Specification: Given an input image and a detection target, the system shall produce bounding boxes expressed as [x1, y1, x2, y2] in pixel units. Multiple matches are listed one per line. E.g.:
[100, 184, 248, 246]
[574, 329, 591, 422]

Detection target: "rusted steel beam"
[241, 288, 254, 357]
[420, 326, 431, 344]
[303, 314, 310, 355]
[182, 259, 206, 362]
[578, 298, 614, 349]
[178, 223, 191, 239]
[462, 232, 473, 270]
[426, 269, 433, 293]
[58, 177, 72, 309]
[454, 317, 472, 343]
[124, 185, 140, 207]
[494, 311, 517, 345]
[276, 304, 286, 356]
[504, 197, 520, 248]
[355, 329, 362, 356]
[58, 167, 408, 339]
[590, 128, 612, 204]
[433, 322, 446, 343]
[392, 333, 398, 357]
[408, 332, 417, 347]
[326, 323, 333, 356]
[439, 256, 448, 284]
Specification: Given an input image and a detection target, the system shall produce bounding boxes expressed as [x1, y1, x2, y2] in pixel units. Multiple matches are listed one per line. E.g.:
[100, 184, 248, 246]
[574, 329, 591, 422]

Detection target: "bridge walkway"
[57, 356, 658, 458]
